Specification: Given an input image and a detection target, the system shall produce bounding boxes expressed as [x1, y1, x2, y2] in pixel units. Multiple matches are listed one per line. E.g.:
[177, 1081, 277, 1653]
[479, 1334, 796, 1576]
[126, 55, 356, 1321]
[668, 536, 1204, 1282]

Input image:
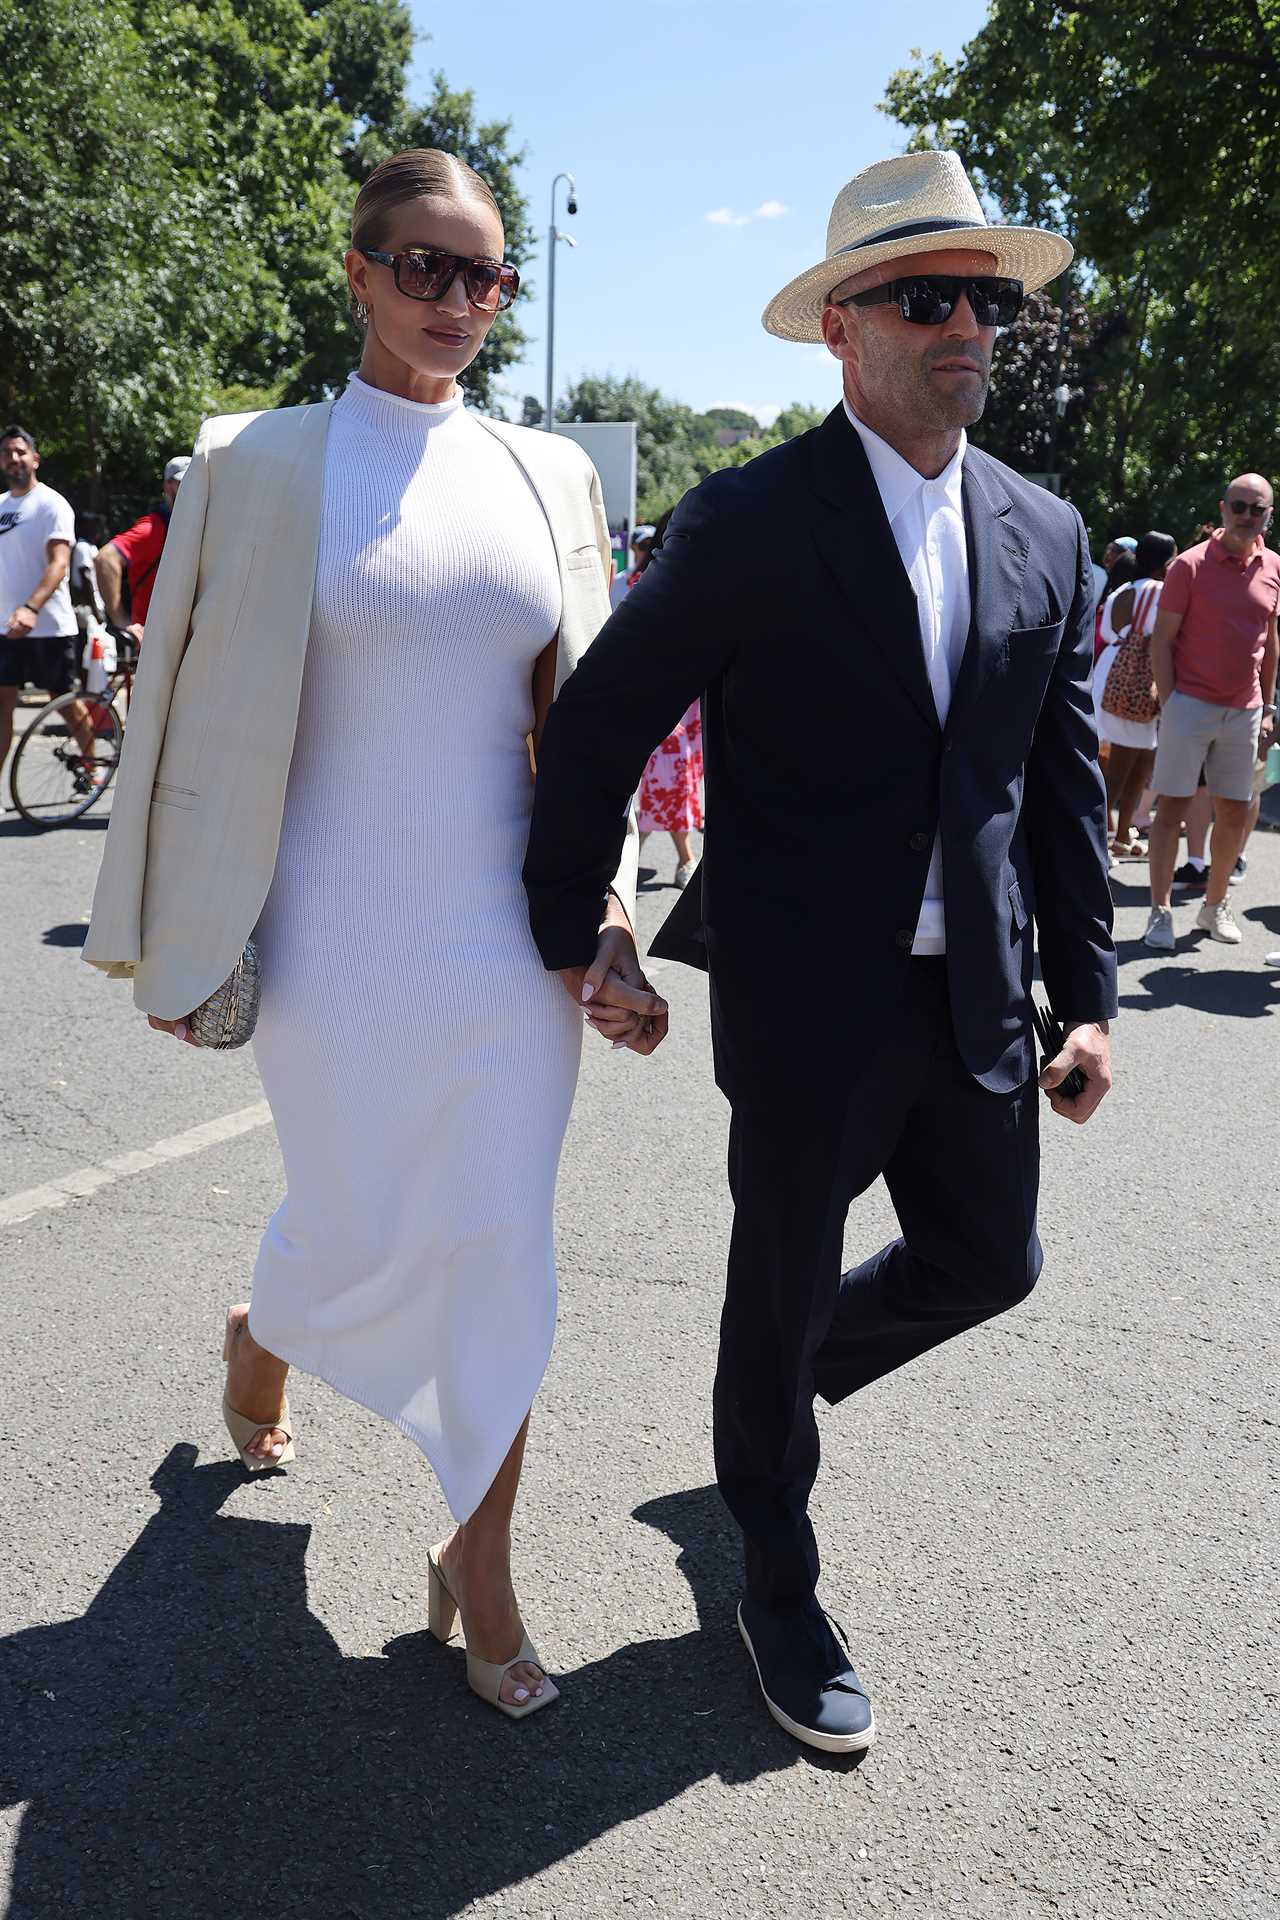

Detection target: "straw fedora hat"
[762, 150, 1073, 344]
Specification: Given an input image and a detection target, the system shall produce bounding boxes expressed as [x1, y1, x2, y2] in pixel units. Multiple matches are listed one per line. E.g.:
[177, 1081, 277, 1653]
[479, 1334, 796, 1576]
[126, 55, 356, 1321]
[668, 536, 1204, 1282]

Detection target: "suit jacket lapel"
[808, 407, 939, 731]
[947, 452, 1029, 733]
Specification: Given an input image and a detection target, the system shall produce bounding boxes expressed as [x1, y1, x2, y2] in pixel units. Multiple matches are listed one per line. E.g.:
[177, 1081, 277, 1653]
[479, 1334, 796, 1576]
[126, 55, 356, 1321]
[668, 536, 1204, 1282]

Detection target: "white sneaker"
[1143, 906, 1176, 951]
[1265, 951, 1280, 967]
[674, 858, 699, 890]
[1196, 899, 1243, 944]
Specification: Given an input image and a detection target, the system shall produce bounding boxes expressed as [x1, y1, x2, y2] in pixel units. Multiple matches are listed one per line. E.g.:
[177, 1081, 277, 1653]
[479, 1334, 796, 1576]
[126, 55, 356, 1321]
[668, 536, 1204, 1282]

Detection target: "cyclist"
[0, 423, 85, 775]
[95, 454, 190, 640]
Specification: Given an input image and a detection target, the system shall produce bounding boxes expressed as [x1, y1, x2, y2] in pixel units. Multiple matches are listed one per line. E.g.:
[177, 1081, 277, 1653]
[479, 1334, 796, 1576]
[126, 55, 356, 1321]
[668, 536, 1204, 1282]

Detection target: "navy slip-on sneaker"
[737, 1598, 876, 1755]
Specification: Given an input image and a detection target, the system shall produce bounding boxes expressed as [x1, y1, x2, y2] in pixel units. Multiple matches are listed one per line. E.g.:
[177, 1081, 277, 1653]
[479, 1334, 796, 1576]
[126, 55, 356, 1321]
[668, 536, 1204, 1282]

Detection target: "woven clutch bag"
[188, 940, 261, 1050]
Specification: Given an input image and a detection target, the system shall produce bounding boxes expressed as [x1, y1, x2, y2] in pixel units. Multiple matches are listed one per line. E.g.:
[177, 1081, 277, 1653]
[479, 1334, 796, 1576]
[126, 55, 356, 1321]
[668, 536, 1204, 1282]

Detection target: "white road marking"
[0, 1100, 273, 1229]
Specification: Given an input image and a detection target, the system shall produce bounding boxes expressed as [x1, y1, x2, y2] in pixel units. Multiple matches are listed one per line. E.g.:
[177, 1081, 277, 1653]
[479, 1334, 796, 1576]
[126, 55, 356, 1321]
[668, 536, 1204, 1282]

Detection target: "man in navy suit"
[523, 152, 1117, 1754]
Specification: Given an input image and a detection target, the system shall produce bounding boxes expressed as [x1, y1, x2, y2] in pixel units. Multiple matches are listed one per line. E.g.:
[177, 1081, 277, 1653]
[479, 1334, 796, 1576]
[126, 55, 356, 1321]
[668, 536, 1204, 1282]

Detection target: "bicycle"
[8, 626, 138, 827]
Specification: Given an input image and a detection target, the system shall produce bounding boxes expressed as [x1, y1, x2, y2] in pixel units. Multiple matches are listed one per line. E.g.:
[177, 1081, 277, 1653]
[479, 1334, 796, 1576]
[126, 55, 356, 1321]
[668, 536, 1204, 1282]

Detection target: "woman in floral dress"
[632, 510, 703, 888]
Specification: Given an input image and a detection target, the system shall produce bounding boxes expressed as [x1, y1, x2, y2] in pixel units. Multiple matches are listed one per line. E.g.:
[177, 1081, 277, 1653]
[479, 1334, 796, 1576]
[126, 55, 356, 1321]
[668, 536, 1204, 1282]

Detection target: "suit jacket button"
[909, 830, 931, 852]
[895, 928, 915, 950]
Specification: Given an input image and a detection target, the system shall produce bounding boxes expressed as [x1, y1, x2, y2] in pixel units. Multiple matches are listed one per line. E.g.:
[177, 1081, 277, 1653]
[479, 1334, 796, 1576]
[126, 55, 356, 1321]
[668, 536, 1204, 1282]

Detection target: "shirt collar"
[1207, 526, 1265, 569]
[843, 399, 966, 525]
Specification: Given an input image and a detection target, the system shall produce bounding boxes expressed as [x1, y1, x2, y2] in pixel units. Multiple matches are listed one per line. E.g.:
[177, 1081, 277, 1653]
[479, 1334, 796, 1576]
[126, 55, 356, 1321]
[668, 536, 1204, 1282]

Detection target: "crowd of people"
[4, 426, 1277, 970]
[1089, 476, 1279, 966]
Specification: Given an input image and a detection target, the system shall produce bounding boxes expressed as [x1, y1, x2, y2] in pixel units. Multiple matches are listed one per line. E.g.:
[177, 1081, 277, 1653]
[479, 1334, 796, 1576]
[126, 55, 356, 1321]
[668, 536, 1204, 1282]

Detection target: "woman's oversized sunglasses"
[835, 275, 1025, 328]
[358, 246, 520, 313]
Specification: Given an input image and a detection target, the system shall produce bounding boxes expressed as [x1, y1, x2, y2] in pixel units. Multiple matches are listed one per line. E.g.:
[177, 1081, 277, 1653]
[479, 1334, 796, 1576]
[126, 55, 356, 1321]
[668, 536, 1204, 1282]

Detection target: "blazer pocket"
[1008, 620, 1064, 644]
[151, 781, 199, 811]
[564, 545, 600, 574]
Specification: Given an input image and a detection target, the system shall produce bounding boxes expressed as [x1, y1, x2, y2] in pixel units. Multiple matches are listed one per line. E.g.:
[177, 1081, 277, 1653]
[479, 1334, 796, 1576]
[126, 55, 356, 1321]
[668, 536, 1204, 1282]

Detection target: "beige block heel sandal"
[221, 1310, 296, 1471]
[427, 1543, 559, 1721]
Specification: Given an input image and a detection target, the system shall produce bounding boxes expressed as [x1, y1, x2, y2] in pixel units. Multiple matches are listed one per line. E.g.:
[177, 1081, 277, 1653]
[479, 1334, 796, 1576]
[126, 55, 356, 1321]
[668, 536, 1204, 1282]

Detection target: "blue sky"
[409, 0, 988, 424]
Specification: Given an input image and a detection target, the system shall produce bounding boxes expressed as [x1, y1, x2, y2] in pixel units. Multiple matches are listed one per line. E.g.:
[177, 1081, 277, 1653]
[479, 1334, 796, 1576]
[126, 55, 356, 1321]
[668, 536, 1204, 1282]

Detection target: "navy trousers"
[713, 957, 1043, 1612]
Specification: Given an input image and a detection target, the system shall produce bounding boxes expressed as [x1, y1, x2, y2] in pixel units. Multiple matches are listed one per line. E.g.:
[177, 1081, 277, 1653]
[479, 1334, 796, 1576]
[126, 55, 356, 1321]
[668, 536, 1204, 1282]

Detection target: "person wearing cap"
[95, 455, 191, 640]
[525, 150, 1116, 1755]
[1091, 535, 1135, 608]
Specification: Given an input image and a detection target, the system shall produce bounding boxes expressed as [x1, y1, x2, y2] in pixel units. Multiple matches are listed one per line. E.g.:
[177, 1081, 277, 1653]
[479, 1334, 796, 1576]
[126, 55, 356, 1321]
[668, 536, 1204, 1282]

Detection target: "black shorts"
[0, 632, 81, 696]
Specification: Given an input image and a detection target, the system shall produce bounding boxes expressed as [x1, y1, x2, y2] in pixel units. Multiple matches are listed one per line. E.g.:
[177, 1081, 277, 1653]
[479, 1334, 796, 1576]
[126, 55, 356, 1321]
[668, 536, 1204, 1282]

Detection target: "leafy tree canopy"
[882, 0, 1280, 542]
[555, 377, 824, 521]
[0, 0, 532, 519]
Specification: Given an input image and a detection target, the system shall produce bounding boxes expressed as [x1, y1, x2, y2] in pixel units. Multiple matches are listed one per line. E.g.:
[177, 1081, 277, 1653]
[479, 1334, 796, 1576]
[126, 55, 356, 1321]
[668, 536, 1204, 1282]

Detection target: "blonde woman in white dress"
[84, 149, 667, 1719]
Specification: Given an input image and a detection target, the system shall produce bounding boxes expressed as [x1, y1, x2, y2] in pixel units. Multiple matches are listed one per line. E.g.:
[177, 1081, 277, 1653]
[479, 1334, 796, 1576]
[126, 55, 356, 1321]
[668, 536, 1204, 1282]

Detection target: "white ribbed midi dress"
[248, 373, 581, 1522]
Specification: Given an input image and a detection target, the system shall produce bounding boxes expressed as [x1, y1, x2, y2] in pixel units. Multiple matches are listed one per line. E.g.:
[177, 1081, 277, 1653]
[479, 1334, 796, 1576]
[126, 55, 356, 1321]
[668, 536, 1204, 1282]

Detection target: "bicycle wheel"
[9, 689, 124, 826]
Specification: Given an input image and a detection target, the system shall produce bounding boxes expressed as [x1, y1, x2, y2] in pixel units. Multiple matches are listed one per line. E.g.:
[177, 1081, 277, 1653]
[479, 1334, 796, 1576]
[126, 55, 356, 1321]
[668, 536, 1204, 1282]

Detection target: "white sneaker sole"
[1143, 931, 1176, 951]
[737, 1605, 876, 1755]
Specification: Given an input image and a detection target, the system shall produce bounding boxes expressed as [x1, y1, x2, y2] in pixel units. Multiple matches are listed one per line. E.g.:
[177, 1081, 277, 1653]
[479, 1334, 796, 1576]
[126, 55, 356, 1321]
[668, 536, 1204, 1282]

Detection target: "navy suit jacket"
[524, 405, 1117, 1104]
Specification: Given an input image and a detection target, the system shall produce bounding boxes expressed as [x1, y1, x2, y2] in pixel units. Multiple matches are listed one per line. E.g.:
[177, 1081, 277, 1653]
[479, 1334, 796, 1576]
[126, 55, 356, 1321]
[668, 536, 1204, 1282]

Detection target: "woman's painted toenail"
[513, 1686, 530, 1702]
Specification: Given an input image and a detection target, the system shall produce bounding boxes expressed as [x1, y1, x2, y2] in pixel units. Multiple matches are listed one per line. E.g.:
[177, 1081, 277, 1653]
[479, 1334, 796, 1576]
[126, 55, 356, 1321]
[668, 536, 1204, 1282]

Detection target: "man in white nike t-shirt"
[0, 423, 80, 769]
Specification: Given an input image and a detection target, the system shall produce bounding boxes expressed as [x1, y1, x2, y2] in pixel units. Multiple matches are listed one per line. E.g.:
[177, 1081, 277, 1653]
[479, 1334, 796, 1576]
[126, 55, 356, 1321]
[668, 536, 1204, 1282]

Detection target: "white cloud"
[706, 200, 787, 227]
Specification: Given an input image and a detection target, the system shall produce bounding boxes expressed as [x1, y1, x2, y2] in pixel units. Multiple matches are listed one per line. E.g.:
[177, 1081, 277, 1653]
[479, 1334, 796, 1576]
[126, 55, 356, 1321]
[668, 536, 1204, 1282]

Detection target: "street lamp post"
[545, 171, 577, 432]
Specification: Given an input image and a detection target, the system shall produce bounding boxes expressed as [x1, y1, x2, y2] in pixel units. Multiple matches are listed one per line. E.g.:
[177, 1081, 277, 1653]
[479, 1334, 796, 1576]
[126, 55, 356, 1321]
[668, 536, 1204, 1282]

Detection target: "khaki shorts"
[1152, 690, 1262, 803]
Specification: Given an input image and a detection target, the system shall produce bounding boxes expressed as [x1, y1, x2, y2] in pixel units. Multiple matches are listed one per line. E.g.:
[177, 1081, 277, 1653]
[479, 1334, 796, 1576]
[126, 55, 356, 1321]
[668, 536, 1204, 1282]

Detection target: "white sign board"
[555, 422, 638, 544]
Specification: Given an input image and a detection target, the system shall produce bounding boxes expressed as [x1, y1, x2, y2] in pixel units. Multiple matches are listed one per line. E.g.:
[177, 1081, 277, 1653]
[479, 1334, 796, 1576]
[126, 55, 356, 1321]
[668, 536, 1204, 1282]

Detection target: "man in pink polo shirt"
[1144, 472, 1279, 949]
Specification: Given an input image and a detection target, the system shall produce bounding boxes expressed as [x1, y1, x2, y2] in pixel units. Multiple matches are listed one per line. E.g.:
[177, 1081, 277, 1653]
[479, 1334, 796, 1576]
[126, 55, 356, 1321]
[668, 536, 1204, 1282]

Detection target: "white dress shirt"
[843, 401, 971, 955]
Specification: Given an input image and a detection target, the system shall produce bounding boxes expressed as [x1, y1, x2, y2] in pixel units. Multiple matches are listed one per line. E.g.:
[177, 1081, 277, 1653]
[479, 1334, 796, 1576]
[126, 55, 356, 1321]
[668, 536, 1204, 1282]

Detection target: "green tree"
[0, 0, 533, 515]
[703, 406, 760, 434]
[556, 378, 831, 520]
[882, 0, 1280, 539]
[0, 0, 256, 512]
[772, 403, 826, 441]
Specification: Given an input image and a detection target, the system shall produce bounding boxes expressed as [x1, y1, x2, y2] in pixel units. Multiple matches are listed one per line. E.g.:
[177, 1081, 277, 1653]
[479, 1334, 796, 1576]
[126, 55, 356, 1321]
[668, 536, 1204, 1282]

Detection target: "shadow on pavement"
[0, 814, 110, 840]
[0, 1453, 822, 1919]
[1119, 964, 1279, 1018]
[1243, 901, 1280, 934]
[41, 924, 89, 948]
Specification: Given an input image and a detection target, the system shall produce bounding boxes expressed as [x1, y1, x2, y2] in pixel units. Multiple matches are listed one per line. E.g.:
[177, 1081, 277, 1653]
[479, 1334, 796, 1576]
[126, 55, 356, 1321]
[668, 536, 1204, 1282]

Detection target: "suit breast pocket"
[1008, 620, 1064, 652]
[564, 544, 600, 576]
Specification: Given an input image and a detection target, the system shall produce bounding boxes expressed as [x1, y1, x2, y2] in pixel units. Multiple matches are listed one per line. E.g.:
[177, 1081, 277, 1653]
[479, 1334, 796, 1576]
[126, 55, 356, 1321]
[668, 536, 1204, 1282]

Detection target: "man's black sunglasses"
[1227, 497, 1270, 518]
[358, 246, 520, 312]
[835, 275, 1025, 328]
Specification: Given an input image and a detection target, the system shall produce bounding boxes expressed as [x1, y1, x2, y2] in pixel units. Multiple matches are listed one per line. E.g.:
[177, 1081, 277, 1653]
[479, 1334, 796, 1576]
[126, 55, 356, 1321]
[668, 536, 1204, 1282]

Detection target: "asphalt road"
[1, 793, 1277, 1920]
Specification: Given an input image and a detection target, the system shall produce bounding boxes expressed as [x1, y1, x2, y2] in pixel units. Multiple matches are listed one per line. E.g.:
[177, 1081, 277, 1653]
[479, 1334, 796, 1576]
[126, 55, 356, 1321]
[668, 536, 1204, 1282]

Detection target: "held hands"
[147, 1013, 201, 1048]
[558, 917, 668, 1058]
[1038, 1020, 1112, 1125]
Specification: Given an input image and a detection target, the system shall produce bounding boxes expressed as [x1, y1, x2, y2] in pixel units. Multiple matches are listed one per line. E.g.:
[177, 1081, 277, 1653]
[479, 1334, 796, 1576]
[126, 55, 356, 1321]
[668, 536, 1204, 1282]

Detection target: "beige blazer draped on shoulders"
[83, 398, 637, 1020]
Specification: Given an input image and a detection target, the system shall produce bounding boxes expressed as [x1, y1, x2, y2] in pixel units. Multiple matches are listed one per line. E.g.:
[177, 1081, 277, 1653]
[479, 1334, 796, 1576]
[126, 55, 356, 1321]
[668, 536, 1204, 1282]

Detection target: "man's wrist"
[19, 600, 38, 615]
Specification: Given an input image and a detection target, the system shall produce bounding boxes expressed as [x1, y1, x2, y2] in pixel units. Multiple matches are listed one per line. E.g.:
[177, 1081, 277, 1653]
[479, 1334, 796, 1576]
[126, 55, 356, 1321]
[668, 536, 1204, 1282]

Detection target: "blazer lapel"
[947, 452, 1029, 733]
[808, 408, 939, 731]
[285, 398, 333, 640]
[471, 413, 586, 694]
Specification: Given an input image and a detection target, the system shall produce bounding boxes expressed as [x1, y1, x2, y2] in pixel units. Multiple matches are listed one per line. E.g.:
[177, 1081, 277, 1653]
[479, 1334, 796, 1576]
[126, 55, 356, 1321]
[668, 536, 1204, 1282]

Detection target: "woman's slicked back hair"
[351, 149, 503, 251]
